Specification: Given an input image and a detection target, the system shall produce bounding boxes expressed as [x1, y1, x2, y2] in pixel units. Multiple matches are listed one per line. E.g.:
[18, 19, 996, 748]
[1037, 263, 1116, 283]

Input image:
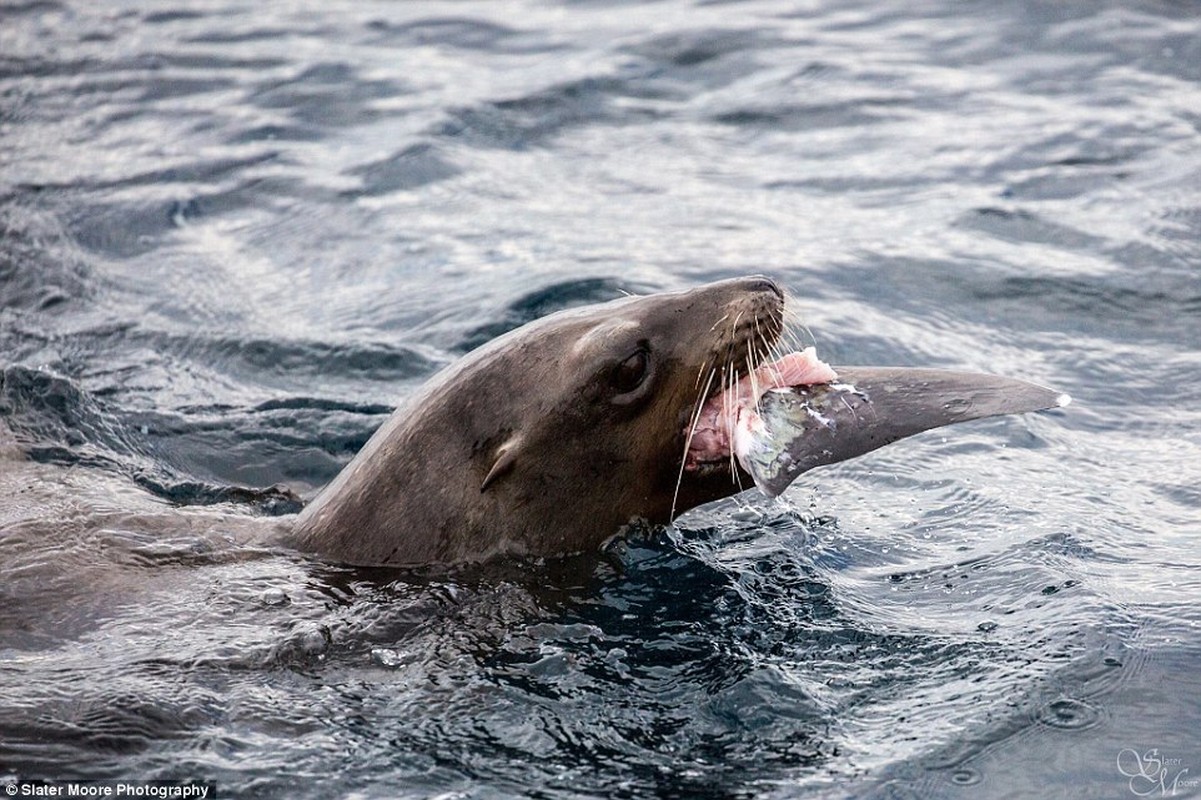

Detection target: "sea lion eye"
[612, 347, 650, 394]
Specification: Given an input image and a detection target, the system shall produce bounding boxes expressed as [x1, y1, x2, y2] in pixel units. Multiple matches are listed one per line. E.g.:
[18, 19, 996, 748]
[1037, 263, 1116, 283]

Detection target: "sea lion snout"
[738, 275, 784, 301]
[679, 274, 783, 313]
[682, 275, 786, 384]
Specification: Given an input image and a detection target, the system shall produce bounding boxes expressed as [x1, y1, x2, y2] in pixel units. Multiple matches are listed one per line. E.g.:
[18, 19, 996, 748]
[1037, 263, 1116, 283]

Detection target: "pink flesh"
[684, 347, 837, 470]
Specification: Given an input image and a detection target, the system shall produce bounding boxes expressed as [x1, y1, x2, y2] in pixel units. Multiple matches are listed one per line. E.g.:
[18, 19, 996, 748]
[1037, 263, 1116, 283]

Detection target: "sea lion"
[289, 276, 1066, 567]
[289, 277, 785, 566]
[0, 277, 1063, 572]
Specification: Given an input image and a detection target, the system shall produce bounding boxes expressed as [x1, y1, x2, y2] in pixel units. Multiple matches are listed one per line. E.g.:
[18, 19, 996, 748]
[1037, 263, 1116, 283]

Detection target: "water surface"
[2, 0, 1200, 797]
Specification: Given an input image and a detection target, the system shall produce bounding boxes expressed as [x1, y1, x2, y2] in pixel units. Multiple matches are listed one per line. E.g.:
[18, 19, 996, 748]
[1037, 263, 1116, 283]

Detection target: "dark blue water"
[2, 0, 1200, 797]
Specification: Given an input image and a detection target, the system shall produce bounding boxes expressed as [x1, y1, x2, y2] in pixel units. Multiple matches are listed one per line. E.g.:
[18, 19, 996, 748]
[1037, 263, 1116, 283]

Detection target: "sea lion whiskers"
[720, 305, 749, 470]
[725, 362, 743, 484]
[780, 298, 815, 357]
[673, 366, 718, 519]
[750, 315, 771, 415]
[719, 360, 732, 477]
[728, 364, 748, 493]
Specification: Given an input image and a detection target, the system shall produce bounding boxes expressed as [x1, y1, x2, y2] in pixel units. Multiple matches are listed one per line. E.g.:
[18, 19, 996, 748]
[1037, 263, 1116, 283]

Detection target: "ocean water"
[2, 0, 1200, 797]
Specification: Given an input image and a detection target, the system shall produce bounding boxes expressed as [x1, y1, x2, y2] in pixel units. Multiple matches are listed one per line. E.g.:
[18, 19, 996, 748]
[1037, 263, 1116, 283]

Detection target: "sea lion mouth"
[676, 281, 810, 479]
[683, 347, 839, 476]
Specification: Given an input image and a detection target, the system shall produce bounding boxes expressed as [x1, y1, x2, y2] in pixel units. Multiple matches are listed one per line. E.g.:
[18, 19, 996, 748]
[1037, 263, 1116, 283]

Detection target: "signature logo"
[1117, 748, 1197, 797]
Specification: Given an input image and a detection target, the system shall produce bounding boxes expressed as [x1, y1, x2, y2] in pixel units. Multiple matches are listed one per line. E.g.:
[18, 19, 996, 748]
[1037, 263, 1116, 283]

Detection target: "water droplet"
[977, 621, 998, 633]
[943, 398, 971, 415]
[1103, 657, 1122, 667]
[1036, 697, 1100, 730]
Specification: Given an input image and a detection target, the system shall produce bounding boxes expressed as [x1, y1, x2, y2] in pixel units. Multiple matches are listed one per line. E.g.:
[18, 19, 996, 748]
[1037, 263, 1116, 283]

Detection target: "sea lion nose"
[744, 276, 783, 300]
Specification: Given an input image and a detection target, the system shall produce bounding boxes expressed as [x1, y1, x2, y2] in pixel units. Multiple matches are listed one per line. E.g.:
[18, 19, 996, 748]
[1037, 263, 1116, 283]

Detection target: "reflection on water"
[2, 0, 1200, 797]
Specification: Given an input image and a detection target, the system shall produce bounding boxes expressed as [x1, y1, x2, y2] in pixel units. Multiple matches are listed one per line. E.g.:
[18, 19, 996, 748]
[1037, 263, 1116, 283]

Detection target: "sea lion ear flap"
[480, 435, 523, 493]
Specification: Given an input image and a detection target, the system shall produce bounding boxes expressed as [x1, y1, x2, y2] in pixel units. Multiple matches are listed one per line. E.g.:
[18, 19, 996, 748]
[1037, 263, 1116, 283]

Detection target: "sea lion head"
[474, 276, 785, 526]
[293, 276, 786, 565]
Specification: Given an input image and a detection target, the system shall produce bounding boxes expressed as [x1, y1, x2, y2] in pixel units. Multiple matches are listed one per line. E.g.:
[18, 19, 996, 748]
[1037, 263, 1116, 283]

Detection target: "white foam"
[1056, 393, 1072, 408]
